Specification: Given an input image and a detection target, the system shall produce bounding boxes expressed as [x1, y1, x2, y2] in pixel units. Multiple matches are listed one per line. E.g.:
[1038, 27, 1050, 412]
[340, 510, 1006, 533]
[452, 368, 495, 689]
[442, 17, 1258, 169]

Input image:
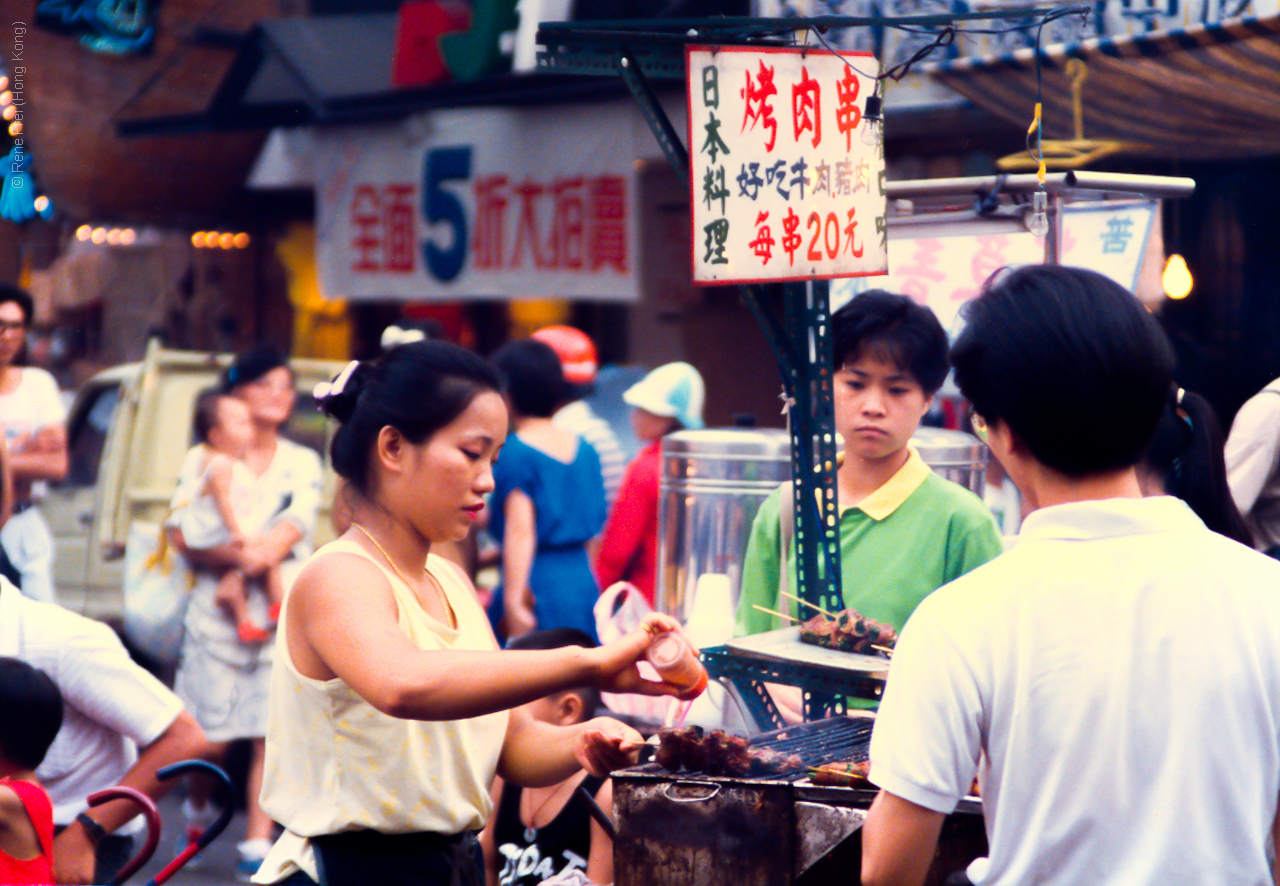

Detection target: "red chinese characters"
[791, 66, 821, 149]
[349, 183, 418, 273]
[473, 174, 628, 272]
[835, 67, 862, 152]
[741, 60, 779, 152]
[688, 45, 884, 283]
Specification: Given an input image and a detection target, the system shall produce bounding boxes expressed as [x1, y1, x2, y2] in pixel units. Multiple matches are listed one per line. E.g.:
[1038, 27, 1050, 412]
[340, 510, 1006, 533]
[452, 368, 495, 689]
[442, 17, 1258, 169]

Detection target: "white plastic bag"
[122, 521, 193, 667]
[594, 582, 673, 723]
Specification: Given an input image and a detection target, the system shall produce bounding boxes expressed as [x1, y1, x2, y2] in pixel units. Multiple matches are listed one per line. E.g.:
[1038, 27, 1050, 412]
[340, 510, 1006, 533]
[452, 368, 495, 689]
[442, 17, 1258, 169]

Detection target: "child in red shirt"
[0, 657, 64, 885]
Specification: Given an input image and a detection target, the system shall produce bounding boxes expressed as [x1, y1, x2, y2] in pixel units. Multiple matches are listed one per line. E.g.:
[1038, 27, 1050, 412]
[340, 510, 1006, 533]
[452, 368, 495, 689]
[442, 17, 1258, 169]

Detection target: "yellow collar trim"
[851, 447, 931, 521]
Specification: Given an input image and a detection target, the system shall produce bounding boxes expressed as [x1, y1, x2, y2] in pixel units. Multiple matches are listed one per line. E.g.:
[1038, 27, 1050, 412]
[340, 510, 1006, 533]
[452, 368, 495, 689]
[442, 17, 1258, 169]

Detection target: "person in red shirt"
[0, 657, 63, 886]
[595, 363, 705, 605]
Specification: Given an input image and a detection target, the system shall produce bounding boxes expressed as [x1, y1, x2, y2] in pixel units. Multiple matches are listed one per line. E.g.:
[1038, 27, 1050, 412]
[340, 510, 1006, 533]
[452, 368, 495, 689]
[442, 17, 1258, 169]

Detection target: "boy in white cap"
[594, 362, 704, 605]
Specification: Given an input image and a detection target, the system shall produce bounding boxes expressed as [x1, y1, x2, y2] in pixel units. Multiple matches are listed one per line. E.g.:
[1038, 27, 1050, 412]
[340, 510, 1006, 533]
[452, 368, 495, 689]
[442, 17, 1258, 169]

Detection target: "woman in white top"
[0, 285, 67, 604]
[169, 344, 324, 877]
[255, 341, 699, 886]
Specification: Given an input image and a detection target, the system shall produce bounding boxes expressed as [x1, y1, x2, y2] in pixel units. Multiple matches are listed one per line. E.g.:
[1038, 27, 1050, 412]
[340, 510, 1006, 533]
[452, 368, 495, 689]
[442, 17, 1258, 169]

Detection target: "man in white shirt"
[0, 578, 208, 884]
[862, 265, 1280, 886]
[1224, 376, 1280, 554]
[0, 285, 68, 603]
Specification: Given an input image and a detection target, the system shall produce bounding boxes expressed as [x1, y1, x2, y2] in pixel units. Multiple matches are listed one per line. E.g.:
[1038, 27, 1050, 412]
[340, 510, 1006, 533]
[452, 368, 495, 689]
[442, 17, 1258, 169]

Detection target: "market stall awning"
[924, 15, 1280, 162]
[117, 13, 634, 136]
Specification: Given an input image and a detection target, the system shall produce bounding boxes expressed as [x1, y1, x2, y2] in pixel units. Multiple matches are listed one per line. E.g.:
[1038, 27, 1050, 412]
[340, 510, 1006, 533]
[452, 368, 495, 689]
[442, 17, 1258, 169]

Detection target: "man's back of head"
[951, 264, 1174, 478]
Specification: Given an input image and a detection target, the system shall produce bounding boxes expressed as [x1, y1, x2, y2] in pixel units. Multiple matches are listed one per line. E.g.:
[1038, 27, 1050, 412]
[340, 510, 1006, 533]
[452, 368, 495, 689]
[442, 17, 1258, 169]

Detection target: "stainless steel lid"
[910, 427, 986, 467]
[661, 428, 792, 489]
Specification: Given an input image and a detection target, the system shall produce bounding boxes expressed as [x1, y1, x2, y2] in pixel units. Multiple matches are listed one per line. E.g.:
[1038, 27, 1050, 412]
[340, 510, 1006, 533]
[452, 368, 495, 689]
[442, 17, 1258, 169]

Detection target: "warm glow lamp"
[1162, 254, 1192, 300]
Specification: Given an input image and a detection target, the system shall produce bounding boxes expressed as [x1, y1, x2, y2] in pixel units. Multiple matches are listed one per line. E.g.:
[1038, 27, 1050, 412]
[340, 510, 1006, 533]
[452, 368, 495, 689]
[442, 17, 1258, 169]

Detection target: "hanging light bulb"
[1162, 254, 1192, 300]
[1024, 190, 1050, 237]
[860, 93, 883, 149]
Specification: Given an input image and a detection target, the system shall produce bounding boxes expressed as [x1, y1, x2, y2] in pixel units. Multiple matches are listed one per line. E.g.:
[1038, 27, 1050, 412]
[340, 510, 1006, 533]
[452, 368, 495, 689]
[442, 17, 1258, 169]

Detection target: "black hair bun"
[222, 342, 289, 392]
[315, 361, 369, 423]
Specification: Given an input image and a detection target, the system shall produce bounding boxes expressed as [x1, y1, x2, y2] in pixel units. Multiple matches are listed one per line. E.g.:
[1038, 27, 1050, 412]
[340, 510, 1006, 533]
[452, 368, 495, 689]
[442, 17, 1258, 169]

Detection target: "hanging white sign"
[833, 200, 1159, 336]
[313, 102, 643, 302]
[686, 45, 888, 285]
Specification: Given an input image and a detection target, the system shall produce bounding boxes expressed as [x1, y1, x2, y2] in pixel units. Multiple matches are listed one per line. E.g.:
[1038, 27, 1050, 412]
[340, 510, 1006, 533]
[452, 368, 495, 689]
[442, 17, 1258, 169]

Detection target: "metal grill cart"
[612, 717, 984, 886]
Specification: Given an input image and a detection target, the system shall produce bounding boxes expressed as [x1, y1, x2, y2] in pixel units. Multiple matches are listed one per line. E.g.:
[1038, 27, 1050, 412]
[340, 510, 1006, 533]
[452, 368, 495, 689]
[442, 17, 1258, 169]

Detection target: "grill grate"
[750, 716, 874, 778]
[636, 716, 875, 783]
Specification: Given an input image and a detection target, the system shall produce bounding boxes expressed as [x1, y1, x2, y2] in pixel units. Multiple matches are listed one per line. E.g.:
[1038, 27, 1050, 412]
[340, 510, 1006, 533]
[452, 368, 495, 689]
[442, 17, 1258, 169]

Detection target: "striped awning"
[924, 16, 1280, 161]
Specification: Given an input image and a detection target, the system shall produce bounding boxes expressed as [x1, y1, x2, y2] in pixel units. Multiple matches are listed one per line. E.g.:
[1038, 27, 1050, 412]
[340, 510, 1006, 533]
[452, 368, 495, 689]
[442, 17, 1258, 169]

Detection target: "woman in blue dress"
[488, 339, 607, 643]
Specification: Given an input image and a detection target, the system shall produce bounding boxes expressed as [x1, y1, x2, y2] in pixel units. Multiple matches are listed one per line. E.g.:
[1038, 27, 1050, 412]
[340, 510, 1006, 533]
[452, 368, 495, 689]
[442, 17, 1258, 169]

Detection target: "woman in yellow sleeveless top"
[254, 342, 699, 886]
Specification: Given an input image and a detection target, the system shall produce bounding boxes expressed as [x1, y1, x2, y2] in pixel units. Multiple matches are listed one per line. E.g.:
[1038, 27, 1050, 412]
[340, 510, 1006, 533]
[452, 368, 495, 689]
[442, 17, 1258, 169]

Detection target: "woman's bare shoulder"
[292, 546, 395, 609]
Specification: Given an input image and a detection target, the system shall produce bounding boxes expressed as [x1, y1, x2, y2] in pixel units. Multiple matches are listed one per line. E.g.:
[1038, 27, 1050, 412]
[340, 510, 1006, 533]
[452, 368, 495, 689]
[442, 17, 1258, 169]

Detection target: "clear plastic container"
[645, 628, 708, 695]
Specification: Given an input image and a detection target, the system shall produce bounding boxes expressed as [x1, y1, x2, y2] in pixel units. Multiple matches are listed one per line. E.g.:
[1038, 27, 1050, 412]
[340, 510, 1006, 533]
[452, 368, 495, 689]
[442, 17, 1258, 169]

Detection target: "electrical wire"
[800, 5, 1089, 91]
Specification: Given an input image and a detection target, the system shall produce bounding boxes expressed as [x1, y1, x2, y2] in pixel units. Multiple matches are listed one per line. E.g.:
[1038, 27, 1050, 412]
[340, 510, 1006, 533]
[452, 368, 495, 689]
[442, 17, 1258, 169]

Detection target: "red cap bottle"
[645, 627, 708, 695]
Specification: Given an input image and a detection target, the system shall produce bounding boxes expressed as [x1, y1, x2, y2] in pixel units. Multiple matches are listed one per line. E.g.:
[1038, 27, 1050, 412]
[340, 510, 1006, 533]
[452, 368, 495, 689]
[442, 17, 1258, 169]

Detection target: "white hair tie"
[380, 325, 428, 351]
[314, 360, 361, 402]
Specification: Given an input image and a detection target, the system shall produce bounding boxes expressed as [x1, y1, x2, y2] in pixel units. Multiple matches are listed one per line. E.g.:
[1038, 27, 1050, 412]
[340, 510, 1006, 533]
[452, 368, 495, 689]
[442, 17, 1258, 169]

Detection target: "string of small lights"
[0, 63, 53, 223]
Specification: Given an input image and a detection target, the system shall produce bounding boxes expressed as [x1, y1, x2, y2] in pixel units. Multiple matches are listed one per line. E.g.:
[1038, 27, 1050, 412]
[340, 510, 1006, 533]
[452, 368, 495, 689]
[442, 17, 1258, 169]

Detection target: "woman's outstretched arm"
[288, 550, 697, 722]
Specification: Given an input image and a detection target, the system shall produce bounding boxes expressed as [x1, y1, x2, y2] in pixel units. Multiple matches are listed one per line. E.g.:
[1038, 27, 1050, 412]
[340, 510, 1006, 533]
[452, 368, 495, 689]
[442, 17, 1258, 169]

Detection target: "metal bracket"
[703, 646, 885, 732]
[795, 802, 866, 877]
[616, 49, 688, 192]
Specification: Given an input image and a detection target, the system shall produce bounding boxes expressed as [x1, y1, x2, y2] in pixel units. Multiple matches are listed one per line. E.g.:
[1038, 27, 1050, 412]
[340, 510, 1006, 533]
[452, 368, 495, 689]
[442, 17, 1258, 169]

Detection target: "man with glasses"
[0, 284, 67, 603]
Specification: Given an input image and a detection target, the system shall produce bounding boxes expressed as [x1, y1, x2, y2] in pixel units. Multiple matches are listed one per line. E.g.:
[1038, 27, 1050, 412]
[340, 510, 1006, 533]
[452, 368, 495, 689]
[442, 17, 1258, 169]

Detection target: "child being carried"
[179, 390, 283, 643]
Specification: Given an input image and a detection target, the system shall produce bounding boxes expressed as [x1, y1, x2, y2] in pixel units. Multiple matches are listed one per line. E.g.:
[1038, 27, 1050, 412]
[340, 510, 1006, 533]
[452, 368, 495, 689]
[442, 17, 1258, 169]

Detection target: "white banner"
[686, 46, 887, 284]
[315, 103, 644, 302]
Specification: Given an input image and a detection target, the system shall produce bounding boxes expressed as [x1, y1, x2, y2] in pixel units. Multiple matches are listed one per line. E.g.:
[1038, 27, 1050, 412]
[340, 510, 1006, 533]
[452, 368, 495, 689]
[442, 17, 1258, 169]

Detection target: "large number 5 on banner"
[421, 146, 473, 282]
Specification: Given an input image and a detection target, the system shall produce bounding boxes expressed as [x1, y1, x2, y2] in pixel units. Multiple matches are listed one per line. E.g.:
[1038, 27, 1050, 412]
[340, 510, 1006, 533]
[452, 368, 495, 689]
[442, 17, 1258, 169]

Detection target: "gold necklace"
[521, 774, 581, 840]
[353, 524, 455, 629]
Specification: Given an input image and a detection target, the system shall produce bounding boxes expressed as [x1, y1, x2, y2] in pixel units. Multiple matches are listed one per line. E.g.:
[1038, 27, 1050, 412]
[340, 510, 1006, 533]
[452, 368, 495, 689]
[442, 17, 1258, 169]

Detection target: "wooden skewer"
[871, 644, 894, 657]
[752, 604, 799, 623]
[779, 590, 836, 619]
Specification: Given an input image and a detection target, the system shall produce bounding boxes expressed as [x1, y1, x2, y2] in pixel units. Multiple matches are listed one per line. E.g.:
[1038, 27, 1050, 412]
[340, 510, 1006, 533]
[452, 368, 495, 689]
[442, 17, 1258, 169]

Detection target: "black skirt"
[312, 829, 483, 886]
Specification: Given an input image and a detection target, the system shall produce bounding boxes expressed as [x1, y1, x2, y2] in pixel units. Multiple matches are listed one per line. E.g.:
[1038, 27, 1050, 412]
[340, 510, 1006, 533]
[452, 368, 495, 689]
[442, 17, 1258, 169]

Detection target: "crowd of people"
[2, 261, 1280, 886]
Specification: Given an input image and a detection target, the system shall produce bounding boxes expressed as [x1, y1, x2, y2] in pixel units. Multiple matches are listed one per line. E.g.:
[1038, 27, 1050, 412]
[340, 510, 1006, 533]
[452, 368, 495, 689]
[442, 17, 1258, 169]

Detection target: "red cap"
[531, 325, 598, 385]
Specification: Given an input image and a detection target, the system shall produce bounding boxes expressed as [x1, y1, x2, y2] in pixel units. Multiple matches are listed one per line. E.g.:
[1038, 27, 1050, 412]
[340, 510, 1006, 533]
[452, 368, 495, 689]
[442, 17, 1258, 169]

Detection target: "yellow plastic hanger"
[997, 59, 1147, 172]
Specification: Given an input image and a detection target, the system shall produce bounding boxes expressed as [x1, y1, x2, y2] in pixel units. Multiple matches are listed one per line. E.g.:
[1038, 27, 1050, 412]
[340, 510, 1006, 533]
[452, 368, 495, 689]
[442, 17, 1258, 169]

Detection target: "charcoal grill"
[613, 716, 984, 886]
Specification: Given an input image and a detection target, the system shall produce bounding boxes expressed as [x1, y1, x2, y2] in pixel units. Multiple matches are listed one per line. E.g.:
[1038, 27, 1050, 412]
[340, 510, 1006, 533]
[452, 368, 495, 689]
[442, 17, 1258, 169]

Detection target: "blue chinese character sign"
[686, 45, 887, 285]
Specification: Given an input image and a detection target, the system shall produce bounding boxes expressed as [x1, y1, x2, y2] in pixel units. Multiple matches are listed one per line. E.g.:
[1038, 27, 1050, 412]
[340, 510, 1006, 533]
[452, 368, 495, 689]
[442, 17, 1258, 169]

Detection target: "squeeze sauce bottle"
[645, 625, 708, 695]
